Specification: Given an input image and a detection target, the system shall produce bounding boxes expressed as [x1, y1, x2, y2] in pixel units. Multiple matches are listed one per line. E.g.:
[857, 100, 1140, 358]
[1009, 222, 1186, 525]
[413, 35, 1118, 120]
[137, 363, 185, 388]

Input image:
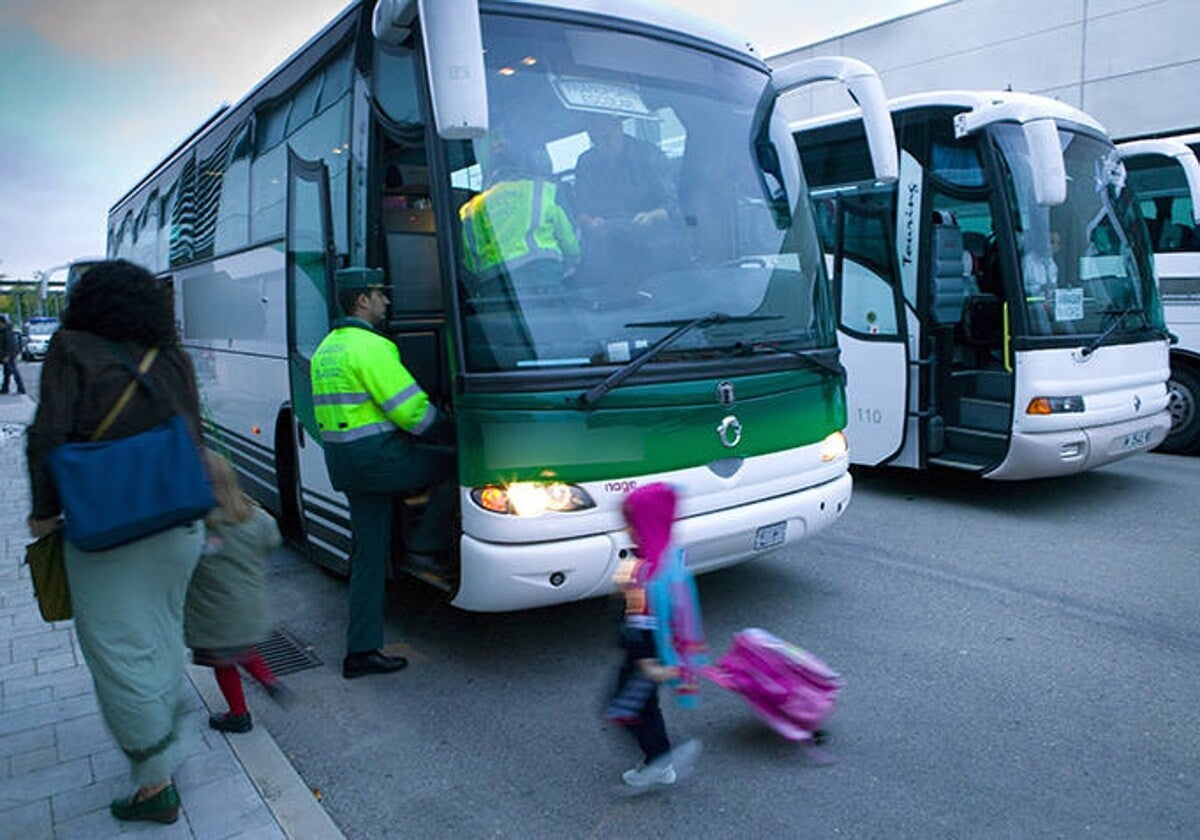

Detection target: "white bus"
[791, 91, 1172, 479]
[104, 0, 899, 611]
[1117, 137, 1200, 453]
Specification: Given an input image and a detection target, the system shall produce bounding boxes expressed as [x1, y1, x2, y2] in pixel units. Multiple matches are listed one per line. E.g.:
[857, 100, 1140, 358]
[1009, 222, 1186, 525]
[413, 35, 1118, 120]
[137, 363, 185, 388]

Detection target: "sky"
[0, 0, 941, 281]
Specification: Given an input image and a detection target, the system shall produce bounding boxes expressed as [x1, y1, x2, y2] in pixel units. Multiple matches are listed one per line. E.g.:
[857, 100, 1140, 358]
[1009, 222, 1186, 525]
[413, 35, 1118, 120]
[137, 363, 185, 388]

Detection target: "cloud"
[5, 0, 347, 102]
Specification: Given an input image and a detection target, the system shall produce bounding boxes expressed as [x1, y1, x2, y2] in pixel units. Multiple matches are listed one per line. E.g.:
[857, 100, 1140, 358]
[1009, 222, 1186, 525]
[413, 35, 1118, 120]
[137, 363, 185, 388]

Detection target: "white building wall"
[771, 0, 1200, 140]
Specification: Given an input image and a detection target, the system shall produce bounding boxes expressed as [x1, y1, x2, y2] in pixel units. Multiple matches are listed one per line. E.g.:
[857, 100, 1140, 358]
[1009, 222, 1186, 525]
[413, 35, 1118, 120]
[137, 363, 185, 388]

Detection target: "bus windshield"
[447, 13, 830, 373]
[993, 125, 1164, 340]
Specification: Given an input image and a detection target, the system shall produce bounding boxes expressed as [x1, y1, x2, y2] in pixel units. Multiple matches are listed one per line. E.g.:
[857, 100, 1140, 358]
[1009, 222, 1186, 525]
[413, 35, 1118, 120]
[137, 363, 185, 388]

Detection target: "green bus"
[106, 0, 893, 610]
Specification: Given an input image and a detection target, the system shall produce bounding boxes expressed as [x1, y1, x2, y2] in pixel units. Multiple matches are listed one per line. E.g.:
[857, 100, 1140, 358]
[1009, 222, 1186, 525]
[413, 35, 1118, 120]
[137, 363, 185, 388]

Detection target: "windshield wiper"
[730, 341, 845, 378]
[1080, 306, 1143, 357]
[577, 313, 779, 407]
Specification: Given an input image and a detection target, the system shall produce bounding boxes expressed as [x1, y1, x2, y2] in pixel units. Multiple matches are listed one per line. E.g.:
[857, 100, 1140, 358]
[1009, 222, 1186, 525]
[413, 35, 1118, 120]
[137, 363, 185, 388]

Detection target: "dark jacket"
[0, 324, 17, 358]
[26, 330, 203, 520]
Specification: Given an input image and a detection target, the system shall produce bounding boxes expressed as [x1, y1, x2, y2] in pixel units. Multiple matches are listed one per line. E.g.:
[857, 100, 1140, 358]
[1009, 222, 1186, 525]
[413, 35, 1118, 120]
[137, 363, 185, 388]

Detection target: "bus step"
[950, 370, 1012, 401]
[958, 396, 1011, 432]
[409, 567, 454, 592]
[928, 451, 996, 471]
[945, 425, 1007, 461]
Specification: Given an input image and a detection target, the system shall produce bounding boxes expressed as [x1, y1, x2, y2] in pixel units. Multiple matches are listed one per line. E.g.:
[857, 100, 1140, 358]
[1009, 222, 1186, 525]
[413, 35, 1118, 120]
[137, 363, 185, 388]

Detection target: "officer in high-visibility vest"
[310, 267, 455, 679]
[459, 145, 580, 292]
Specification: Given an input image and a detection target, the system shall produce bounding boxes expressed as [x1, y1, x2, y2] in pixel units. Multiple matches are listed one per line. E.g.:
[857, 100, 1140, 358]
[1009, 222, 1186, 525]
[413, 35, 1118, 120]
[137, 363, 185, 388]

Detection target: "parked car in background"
[23, 317, 60, 361]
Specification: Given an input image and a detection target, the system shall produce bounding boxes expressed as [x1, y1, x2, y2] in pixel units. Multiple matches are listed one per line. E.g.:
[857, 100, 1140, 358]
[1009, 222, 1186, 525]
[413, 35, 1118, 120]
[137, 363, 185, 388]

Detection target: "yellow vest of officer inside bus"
[310, 318, 437, 446]
[459, 178, 580, 276]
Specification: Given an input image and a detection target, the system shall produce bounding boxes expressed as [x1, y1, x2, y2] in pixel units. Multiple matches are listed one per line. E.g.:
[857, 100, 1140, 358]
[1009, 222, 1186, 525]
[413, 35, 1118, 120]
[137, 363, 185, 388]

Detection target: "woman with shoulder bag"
[26, 260, 208, 825]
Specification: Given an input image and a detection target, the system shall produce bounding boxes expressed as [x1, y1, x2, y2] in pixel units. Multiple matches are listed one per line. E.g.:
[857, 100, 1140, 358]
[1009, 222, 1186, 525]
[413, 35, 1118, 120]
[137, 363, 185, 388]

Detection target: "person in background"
[0, 314, 26, 394]
[310, 267, 456, 679]
[186, 452, 289, 734]
[26, 260, 205, 825]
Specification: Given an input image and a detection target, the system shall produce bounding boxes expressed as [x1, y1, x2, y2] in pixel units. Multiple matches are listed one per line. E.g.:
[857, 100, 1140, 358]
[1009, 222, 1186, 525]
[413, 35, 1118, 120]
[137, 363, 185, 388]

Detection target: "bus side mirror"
[374, 0, 490, 139]
[1023, 118, 1067, 207]
[775, 57, 898, 184]
[372, 0, 414, 44]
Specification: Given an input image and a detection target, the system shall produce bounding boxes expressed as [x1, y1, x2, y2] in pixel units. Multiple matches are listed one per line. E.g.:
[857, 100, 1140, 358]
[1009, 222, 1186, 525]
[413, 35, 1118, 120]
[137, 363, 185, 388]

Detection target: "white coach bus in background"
[791, 90, 1172, 479]
[1118, 137, 1200, 453]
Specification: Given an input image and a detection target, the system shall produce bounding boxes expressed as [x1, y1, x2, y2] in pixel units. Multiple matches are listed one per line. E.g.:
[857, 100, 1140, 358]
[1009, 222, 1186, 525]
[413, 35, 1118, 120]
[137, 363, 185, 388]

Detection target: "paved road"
[246, 452, 1200, 838]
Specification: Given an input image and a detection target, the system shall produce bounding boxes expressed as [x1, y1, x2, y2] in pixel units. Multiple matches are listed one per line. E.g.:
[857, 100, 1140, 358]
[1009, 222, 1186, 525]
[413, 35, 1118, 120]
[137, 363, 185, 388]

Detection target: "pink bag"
[704, 628, 843, 742]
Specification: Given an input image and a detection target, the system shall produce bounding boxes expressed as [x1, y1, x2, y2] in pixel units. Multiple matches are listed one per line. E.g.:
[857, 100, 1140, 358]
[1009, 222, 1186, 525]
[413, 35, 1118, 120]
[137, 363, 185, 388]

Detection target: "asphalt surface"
[244, 450, 1200, 838]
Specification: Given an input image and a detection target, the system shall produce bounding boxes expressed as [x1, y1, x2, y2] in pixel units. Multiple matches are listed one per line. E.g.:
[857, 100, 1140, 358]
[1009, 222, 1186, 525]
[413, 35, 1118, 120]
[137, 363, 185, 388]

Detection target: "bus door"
[284, 150, 338, 550]
[375, 126, 449, 403]
[922, 168, 1013, 471]
[832, 191, 909, 465]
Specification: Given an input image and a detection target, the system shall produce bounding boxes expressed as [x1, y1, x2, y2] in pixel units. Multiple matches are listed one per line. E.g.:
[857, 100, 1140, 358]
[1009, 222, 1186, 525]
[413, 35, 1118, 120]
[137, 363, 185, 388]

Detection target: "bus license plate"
[754, 521, 787, 551]
[1122, 429, 1152, 450]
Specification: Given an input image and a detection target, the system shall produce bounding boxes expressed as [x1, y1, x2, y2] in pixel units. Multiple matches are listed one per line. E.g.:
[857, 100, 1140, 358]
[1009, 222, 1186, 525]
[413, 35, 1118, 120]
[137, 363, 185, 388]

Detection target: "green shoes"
[110, 783, 181, 824]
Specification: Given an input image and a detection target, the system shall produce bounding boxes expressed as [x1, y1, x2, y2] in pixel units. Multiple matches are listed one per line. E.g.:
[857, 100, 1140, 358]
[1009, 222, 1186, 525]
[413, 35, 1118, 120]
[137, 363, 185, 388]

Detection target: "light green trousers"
[65, 522, 203, 787]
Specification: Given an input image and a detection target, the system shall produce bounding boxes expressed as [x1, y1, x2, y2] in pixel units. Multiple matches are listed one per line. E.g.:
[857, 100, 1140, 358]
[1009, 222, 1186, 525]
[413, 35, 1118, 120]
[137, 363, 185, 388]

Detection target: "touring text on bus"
[104, 0, 894, 610]
[791, 91, 1171, 479]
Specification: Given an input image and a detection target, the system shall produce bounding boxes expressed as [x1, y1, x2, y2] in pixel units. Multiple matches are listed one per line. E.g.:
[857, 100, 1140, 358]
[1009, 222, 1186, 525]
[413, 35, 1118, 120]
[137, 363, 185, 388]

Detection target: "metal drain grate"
[258, 627, 322, 676]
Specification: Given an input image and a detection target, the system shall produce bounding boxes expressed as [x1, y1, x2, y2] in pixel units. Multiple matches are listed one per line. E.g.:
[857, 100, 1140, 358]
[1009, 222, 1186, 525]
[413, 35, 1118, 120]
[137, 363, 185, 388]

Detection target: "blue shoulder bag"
[48, 346, 215, 552]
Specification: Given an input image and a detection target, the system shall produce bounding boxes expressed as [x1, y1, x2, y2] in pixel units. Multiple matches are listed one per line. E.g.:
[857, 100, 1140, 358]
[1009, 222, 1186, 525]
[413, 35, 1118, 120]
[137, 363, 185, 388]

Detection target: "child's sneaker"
[622, 761, 677, 787]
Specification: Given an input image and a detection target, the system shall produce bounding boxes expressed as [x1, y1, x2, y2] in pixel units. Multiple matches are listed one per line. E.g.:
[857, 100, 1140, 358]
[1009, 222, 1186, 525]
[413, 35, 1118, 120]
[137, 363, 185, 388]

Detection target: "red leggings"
[213, 652, 277, 716]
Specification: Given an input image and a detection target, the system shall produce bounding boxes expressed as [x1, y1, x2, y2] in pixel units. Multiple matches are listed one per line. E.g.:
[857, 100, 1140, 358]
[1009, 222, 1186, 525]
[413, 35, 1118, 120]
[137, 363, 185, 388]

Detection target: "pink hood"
[622, 483, 678, 583]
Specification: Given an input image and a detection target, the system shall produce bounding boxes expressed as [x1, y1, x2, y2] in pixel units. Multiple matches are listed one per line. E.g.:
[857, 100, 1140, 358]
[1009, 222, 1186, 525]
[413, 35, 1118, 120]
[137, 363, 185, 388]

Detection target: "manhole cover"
[258, 627, 322, 676]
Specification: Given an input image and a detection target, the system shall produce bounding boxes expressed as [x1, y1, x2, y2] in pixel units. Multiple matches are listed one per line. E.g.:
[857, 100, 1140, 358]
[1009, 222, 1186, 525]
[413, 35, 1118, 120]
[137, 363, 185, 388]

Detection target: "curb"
[186, 665, 346, 839]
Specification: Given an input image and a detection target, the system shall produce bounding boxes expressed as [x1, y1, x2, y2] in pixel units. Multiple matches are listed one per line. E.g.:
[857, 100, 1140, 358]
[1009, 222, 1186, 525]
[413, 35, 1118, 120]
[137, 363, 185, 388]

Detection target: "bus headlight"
[820, 431, 849, 462]
[471, 482, 596, 516]
[1026, 396, 1084, 415]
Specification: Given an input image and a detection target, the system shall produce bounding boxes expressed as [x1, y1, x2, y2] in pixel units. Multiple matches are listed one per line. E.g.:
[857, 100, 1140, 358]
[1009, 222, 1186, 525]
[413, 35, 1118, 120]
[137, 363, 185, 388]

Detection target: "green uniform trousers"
[327, 432, 456, 655]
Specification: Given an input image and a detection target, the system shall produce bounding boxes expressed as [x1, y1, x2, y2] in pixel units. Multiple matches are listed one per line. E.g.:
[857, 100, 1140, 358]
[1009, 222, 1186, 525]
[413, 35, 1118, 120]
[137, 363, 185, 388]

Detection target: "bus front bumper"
[985, 409, 1171, 480]
[451, 471, 852, 612]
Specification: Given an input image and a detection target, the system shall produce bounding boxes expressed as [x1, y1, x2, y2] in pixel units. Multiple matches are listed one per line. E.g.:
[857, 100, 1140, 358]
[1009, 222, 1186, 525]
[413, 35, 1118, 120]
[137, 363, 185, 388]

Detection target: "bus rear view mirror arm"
[773, 57, 898, 184]
[374, 0, 490, 139]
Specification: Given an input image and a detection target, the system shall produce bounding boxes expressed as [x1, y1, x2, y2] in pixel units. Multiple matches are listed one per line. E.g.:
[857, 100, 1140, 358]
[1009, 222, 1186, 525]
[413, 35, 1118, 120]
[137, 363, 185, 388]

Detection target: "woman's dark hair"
[61, 259, 177, 346]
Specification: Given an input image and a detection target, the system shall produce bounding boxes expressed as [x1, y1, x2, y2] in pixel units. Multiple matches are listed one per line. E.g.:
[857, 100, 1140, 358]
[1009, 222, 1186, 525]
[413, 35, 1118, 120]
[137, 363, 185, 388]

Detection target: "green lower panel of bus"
[454, 370, 845, 485]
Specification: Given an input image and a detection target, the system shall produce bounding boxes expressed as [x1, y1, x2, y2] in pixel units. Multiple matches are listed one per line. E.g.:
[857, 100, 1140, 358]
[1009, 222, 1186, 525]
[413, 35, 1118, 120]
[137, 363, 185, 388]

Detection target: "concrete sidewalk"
[0, 394, 343, 839]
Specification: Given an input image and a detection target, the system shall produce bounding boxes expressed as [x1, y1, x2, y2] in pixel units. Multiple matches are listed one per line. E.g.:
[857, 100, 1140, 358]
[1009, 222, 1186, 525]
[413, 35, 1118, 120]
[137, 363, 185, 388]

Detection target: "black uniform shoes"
[342, 650, 409, 679]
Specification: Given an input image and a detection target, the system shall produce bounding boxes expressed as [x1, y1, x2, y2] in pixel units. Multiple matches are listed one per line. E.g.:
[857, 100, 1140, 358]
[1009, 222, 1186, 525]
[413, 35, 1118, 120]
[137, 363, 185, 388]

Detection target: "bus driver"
[573, 113, 681, 281]
[310, 268, 456, 679]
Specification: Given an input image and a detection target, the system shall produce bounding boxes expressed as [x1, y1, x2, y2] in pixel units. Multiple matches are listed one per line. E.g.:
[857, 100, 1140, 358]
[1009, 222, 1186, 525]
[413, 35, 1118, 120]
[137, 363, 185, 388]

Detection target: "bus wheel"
[1159, 363, 1200, 454]
[274, 411, 306, 544]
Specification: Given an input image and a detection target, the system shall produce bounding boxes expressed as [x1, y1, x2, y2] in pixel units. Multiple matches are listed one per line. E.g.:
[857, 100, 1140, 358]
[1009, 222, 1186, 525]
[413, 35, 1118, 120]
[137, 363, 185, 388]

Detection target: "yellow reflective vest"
[310, 318, 437, 444]
[459, 178, 580, 275]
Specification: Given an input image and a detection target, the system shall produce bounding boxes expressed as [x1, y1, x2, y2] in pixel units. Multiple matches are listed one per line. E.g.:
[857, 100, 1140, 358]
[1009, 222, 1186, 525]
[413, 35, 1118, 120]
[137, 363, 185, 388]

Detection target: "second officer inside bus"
[310, 268, 455, 679]
[458, 141, 580, 295]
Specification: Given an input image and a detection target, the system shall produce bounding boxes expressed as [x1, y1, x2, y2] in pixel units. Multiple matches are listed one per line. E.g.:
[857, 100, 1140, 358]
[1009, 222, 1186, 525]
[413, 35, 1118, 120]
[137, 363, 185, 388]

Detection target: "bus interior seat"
[1161, 222, 1195, 252]
[960, 295, 1003, 347]
[930, 211, 966, 325]
[957, 229, 1004, 356]
[961, 231, 988, 294]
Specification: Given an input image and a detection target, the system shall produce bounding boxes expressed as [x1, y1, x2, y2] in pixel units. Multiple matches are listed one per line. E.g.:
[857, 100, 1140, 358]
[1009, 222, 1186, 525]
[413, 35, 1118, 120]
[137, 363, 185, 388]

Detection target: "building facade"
[771, 0, 1200, 140]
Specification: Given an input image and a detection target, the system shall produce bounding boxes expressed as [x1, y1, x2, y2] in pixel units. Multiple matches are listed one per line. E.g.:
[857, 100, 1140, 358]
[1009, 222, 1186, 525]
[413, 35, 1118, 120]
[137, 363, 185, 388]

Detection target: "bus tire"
[1159, 361, 1200, 455]
[274, 410, 306, 545]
